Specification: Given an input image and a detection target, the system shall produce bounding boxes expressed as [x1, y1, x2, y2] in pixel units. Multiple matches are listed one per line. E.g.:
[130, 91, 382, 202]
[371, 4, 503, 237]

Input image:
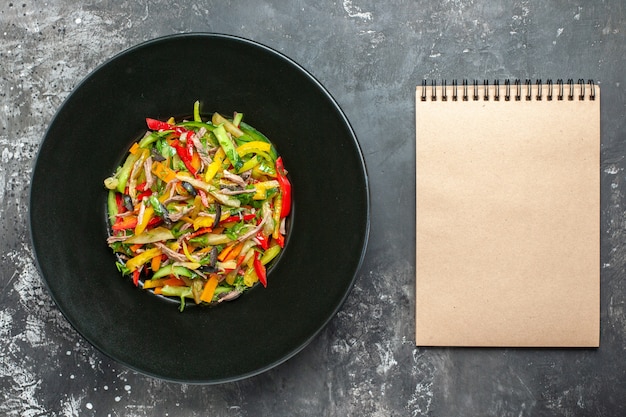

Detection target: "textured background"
[1, 1, 626, 416]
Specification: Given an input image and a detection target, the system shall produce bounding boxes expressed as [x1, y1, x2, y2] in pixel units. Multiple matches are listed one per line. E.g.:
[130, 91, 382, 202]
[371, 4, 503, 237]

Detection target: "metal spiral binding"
[420, 79, 596, 101]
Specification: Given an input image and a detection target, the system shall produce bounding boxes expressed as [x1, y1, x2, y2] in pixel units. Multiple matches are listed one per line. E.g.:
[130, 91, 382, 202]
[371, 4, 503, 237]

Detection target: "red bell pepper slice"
[136, 189, 152, 201]
[219, 213, 256, 225]
[256, 231, 270, 250]
[173, 143, 197, 176]
[275, 232, 285, 249]
[184, 227, 213, 240]
[145, 118, 189, 136]
[115, 193, 125, 214]
[146, 118, 173, 131]
[132, 269, 140, 287]
[112, 216, 137, 231]
[275, 157, 291, 218]
[111, 215, 161, 231]
[253, 251, 267, 287]
[136, 182, 147, 192]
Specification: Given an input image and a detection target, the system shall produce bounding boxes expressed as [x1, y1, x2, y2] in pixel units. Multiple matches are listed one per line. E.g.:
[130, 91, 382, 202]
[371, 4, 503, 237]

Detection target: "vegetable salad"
[105, 103, 290, 311]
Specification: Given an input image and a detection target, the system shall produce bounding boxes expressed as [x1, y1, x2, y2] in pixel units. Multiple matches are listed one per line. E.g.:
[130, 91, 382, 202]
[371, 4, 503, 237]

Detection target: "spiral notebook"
[415, 80, 600, 347]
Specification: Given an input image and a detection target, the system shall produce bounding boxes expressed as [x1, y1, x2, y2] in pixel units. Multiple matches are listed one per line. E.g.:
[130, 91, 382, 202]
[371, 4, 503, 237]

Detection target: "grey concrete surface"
[2, 1, 626, 416]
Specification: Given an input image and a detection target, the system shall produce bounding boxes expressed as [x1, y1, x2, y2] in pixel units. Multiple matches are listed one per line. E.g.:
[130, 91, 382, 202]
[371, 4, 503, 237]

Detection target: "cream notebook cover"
[415, 80, 600, 347]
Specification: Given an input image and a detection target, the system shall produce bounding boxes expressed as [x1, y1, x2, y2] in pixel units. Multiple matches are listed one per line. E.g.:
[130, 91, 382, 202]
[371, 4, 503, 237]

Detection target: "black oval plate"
[29, 33, 369, 383]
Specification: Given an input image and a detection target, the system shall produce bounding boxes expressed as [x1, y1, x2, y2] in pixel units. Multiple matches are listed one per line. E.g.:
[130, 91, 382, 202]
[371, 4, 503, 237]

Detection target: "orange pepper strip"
[191, 151, 201, 172]
[156, 275, 187, 287]
[151, 161, 177, 183]
[162, 277, 187, 287]
[143, 278, 168, 289]
[223, 241, 245, 262]
[128, 142, 140, 155]
[200, 275, 219, 303]
[143, 275, 187, 290]
[151, 254, 162, 272]
[217, 244, 234, 262]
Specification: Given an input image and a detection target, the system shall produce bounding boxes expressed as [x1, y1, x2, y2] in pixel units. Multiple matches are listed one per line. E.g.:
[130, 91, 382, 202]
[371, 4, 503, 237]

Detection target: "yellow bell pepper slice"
[204, 147, 226, 182]
[181, 240, 196, 263]
[236, 141, 272, 156]
[192, 216, 216, 231]
[253, 180, 280, 200]
[126, 247, 161, 272]
[134, 206, 154, 235]
[243, 266, 258, 287]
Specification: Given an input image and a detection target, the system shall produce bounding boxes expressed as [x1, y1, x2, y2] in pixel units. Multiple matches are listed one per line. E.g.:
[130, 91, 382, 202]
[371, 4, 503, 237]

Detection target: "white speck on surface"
[114, 396, 121, 402]
[374, 342, 398, 375]
[75, 17, 81, 24]
[574, 6, 582, 20]
[407, 349, 439, 416]
[0, 308, 47, 414]
[360, 30, 385, 49]
[605, 165, 620, 174]
[342, 0, 373, 21]
[24, 315, 46, 347]
[556, 27, 564, 37]
[124, 384, 131, 392]
[60, 395, 83, 416]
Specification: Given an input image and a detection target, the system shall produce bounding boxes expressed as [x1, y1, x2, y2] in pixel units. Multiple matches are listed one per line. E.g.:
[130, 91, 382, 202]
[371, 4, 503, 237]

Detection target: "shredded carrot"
[154, 287, 163, 295]
[129, 244, 143, 253]
[200, 275, 219, 303]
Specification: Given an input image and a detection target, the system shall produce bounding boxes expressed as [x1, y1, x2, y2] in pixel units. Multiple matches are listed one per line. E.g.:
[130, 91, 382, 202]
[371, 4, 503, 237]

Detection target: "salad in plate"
[104, 103, 291, 311]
